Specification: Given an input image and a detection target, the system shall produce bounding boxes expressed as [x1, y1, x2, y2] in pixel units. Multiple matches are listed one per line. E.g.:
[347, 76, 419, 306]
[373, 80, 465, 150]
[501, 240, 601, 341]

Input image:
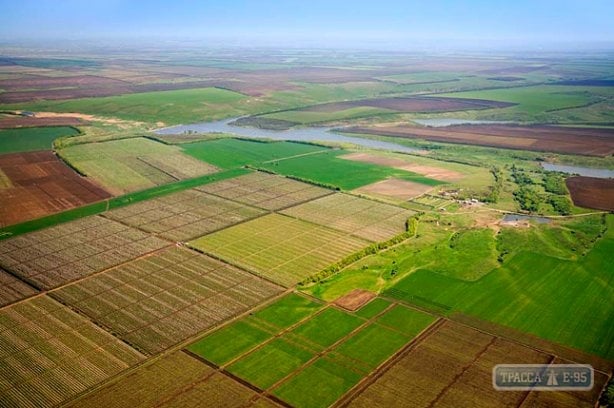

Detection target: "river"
[155, 118, 420, 153]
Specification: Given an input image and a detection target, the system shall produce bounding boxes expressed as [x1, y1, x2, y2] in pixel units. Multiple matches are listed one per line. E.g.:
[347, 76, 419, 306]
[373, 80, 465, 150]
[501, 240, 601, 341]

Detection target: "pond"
[502, 214, 552, 224]
[155, 118, 420, 153]
[541, 163, 614, 179]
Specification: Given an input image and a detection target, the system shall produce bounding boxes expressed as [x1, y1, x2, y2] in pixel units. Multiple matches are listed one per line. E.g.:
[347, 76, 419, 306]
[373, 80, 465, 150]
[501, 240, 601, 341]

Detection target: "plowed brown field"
[566, 176, 614, 211]
[0, 151, 111, 226]
[347, 124, 614, 156]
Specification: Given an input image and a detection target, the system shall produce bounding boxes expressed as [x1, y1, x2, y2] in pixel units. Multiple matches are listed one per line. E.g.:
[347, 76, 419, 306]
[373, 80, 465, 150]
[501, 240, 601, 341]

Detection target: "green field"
[227, 338, 314, 389]
[7, 88, 251, 125]
[187, 292, 437, 407]
[253, 293, 323, 329]
[182, 138, 327, 169]
[303, 213, 614, 359]
[59, 137, 218, 194]
[261, 149, 445, 190]
[263, 106, 394, 125]
[290, 307, 363, 348]
[272, 357, 362, 408]
[437, 84, 614, 123]
[0, 126, 79, 154]
[332, 323, 407, 368]
[187, 320, 274, 366]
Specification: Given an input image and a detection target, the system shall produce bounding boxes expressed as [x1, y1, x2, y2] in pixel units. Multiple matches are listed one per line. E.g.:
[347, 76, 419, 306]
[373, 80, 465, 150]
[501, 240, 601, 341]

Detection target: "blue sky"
[0, 0, 612, 48]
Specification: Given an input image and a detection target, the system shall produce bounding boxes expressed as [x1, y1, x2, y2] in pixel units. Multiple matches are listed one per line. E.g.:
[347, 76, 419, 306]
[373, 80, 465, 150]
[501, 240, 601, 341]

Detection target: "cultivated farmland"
[0, 267, 38, 306]
[0, 151, 111, 227]
[0, 295, 144, 407]
[58, 138, 219, 194]
[346, 124, 614, 156]
[188, 293, 437, 408]
[182, 138, 327, 169]
[0, 126, 79, 154]
[345, 320, 609, 408]
[197, 171, 332, 211]
[52, 246, 282, 354]
[0, 215, 169, 289]
[105, 188, 265, 241]
[281, 193, 414, 241]
[190, 214, 370, 286]
[67, 351, 280, 408]
[566, 176, 614, 211]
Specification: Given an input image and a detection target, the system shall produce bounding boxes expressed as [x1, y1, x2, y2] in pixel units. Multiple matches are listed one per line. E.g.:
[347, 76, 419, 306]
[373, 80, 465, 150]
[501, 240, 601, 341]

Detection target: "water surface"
[155, 118, 419, 153]
[502, 214, 552, 224]
[541, 163, 614, 179]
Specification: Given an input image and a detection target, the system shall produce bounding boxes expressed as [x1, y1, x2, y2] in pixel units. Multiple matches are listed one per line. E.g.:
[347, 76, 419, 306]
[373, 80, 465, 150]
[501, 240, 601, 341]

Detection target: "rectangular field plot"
[0, 267, 38, 306]
[346, 320, 563, 408]
[190, 213, 370, 286]
[282, 193, 414, 241]
[197, 171, 332, 211]
[0, 216, 169, 289]
[0, 295, 145, 407]
[105, 189, 265, 241]
[59, 137, 219, 194]
[66, 351, 279, 408]
[188, 293, 437, 408]
[53, 246, 282, 354]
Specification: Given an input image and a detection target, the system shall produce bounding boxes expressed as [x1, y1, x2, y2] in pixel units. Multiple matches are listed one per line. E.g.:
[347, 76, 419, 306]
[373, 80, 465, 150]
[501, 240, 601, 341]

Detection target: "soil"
[334, 289, 377, 311]
[565, 176, 614, 211]
[346, 124, 614, 157]
[0, 151, 111, 227]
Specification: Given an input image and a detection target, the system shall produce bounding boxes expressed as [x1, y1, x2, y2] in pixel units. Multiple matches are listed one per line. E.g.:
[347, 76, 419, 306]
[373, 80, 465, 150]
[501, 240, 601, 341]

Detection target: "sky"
[0, 0, 613, 49]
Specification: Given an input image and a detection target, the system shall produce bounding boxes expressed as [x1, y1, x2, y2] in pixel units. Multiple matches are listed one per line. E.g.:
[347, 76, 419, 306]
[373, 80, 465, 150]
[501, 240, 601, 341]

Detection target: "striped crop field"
[59, 138, 219, 195]
[66, 351, 279, 408]
[105, 188, 265, 241]
[0, 267, 38, 306]
[190, 214, 370, 287]
[281, 193, 414, 242]
[0, 216, 169, 289]
[0, 295, 144, 407]
[196, 171, 332, 211]
[52, 246, 283, 354]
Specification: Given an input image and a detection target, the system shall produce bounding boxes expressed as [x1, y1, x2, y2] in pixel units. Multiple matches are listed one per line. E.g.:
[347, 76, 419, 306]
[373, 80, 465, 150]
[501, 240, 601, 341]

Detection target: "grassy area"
[59, 137, 218, 194]
[0, 126, 79, 154]
[290, 308, 363, 348]
[332, 323, 407, 369]
[354, 297, 392, 319]
[437, 84, 614, 123]
[376, 304, 437, 337]
[227, 338, 314, 389]
[6, 88, 252, 125]
[263, 106, 395, 125]
[0, 167, 249, 240]
[253, 293, 323, 329]
[182, 138, 326, 169]
[261, 149, 445, 190]
[187, 320, 274, 366]
[272, 357, 362, 408]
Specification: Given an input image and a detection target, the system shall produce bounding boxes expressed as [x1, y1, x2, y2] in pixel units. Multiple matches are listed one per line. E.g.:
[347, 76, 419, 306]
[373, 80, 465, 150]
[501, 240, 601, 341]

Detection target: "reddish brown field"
[0, 115, 88, 129]
[0, 151, 111, 226]
[334, 289, 376, 311]
[302, 97, 513, 113]
[347, 124, 614, 156]
[566, 176, 614, 211]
